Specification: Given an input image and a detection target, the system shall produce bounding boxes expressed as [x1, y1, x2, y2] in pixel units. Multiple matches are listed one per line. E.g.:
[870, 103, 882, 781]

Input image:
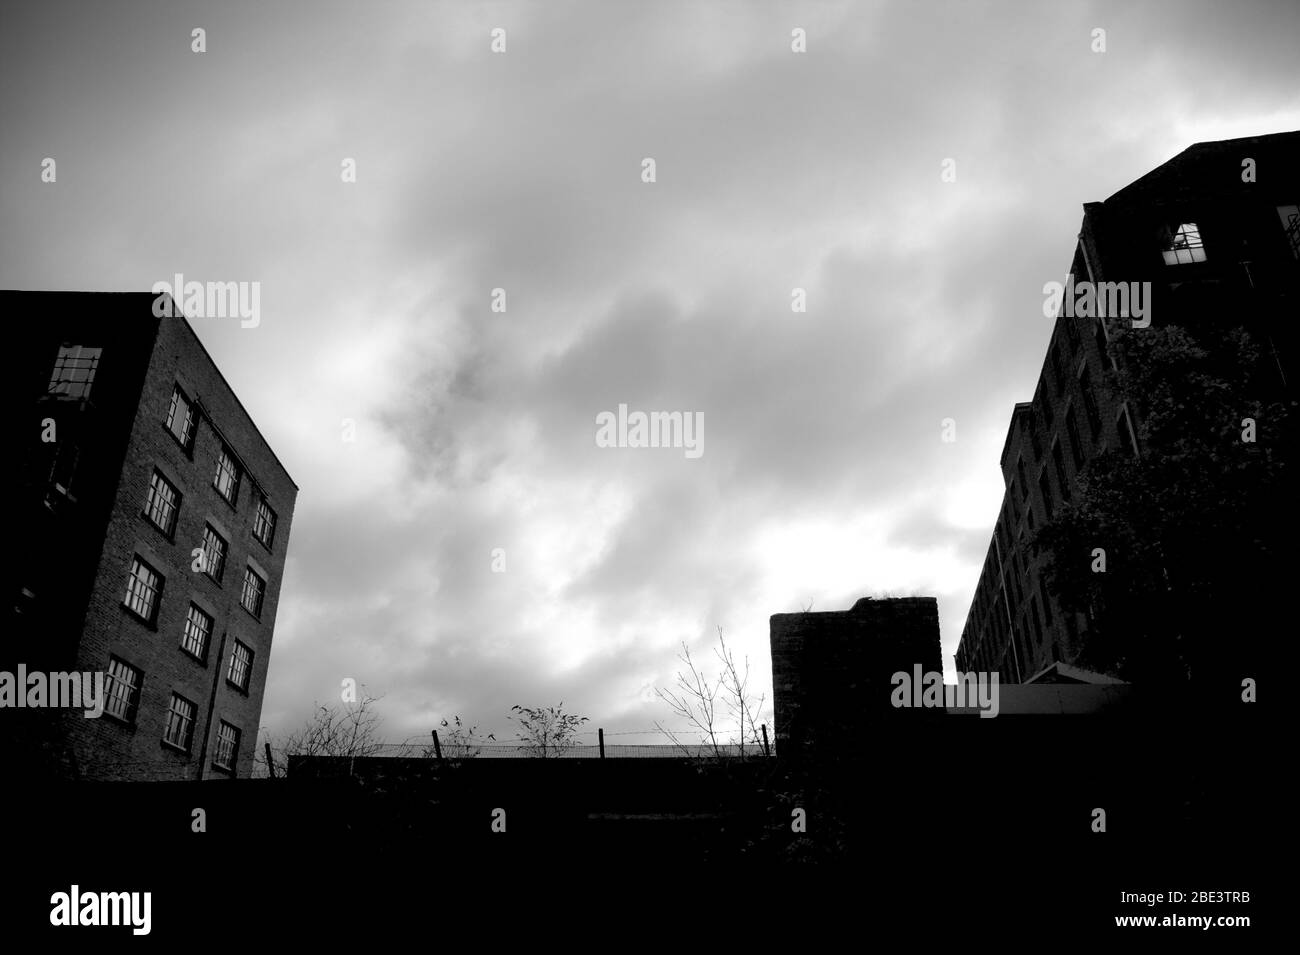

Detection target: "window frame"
[165, 384, 197, 452]
[213, 445, 242, 507]
[162, 692, 198, 754]
[143, 469, 182, 538]
[180, 602, 213, 663]
[213, 721, 241, 773]
[240, 566, 266, 619]
[103, 657, 143, 725]
[227, 639, 254, 693]
[200, 523, 228, 585]
[123, 555, 164, 626]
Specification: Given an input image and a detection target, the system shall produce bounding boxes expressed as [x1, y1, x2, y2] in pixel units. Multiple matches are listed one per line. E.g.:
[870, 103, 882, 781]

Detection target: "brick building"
[4, 291, 297, 780]
[955, 132, 1298, 682]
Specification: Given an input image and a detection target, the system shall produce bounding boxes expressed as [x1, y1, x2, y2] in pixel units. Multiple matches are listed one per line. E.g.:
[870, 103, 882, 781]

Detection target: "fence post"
[598, 727, 605, 759]
[760, 724, 771, 758]
[431, 729, 443, 761]
[264, 742, 277, 779]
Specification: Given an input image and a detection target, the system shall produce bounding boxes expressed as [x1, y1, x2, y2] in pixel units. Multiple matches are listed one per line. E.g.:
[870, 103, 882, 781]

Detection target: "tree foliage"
[1034, 319, 1293, 683]
[508, 703, 588, 758]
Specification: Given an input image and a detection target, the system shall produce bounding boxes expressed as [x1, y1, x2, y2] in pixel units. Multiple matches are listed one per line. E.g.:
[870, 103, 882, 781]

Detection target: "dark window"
[1039, 576, 1053, 625]
[1117, 407, 1139, 458]
[253, 495, 277, 549]
[1052, 440, 1071, 502]
[1162, 222, 1206, 265]
[1064, 315, 1081, 354]
[1040, 390, 1054, 430]
[48, 345, 102, 400]
[163, 693, 197, 752]
[181, 604, 212, 661]
[1065, 407, 1085, 470]
[143, 470, 181, 536]
[1030, 596, 1044, 646]
[1095, 320, 1115, 371]
[1050, 343, 1065, 394]
[104, 658, 142, 724]
[166, 386, 197, 450]
[240, 567, 266, 618]
[1027, 415, 1042, 460]
[228, 640, 254, 692]
[1079, 367, 1102, 438]
[214, 446, 241, 506]
[124, 557, 163, 624]
[214, 721, 241, 772]
[200, 524, 228, 584]
[1039, 469, 1055, 520]
[45, 442, 80, 511]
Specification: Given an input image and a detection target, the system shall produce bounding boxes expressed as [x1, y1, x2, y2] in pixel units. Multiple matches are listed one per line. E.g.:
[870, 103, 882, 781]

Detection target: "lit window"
[166, 386, 197, 450]
[124, 557, 163, 623]
[163, 693, 197, 752]
[253, 494, 277, 549]
[181, 603, 212, 661]
[240, 567, 266, 619]
[214, 721, 241, 771]
[1162, 222, 1206, 265]
[200, 524, 228, 584]
[213, 446, 241, 505]
[228, 640, 254, 692]
[48, 345, 102, 400]
[143, 470, 181, 536]
[104, 657, 142, 723]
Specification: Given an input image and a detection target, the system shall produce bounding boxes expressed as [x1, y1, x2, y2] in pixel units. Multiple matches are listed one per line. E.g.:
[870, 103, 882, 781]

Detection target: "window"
[1117, 406, 1139, 458]
[1162, 222, 1206, 265]
[48, 345, 102, 400]
[1052, 439, 1071, 502]
[200, 524, 228, 584]
[1078, 367, 1102, 439]
[1027, 414, 1042, 460]
[213, 446, 241, 506]
[181, 603, 212, 661]
[1038, 469, 1055, 520]
[45, 442, 80, 511]
[1278, 205, 1299, 260]
[143, 470, 181, 536]
[253, 494, 277, 549]
[1095, 320, 1114, 371]
[1040, 390, 1054, 430]
[103, 658, 142, 724]
[124, 556, 163, 624]
[1065, 406, 1085, 470]
[214, 721, 241, 772]
[1039, 576, 1053, 625]
[1050, 343, 1065, 394]
[228, 640, 253, 692]
[1030, 597, 1044, 647]
[240, 567, 266, 618]
[163, 693, 197, 752]
[166, 385, 197, 450]
[1064, 315, 1081, 355]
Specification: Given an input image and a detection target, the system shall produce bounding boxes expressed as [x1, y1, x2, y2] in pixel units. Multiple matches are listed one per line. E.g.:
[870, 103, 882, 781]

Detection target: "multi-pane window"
[214, 721, 241, 771]
[253, 495, 277, 549]
[163, 693, 197, 752]
[124, 556, 163, 623]
[48, 345, 102, 399]
[1162, 222, 1206, 265]
[1052, 440, 1072, 502]
[143, 470, 181, 536]
[1038, 469, 1055, 521]
[200, 524, 228, 583]
[1078, 367, 1102, 438]
[166, 385, 197, 450]
[213, 446, 241, 505]
[1065, 407, 1085, 470]
[228, 640, 253, 692]
[104, 657, 142, 723]
[240, 567, 266, 618]
[181, 603, 212, 661]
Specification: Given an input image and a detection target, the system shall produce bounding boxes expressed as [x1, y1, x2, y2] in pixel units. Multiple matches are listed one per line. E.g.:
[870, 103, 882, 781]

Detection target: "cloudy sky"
[3, 0, 1298, 747]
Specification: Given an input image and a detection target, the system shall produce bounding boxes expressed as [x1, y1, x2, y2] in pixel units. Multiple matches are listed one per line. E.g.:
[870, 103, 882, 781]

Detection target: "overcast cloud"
[3, 0, 1298, 746]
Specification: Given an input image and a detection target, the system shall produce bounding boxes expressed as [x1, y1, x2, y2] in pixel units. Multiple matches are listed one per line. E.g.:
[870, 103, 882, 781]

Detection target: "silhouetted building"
[770, 596, 942, 754]
[955, 132, 1298, 681]
[4, 291, 297, 779]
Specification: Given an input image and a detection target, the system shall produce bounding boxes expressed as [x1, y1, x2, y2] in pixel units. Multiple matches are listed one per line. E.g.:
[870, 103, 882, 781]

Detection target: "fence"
[373, 727, 773, 760]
